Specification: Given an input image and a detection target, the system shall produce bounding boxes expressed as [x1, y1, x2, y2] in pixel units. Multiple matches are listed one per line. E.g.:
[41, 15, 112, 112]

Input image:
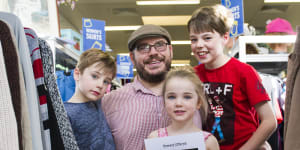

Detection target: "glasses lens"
[137, 44, 149, 52]
[155, 42, 167, 51]
[136, 41, 168, 53]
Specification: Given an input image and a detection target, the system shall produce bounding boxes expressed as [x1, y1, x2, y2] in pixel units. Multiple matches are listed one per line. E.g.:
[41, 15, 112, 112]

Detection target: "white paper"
[144, 132, 206, 150]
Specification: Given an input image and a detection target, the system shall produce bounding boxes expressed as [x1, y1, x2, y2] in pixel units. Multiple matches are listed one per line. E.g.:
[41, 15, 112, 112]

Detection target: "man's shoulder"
[111, 82, 136, 93]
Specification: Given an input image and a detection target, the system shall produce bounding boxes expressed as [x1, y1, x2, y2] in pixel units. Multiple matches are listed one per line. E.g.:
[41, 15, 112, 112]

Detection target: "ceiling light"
[171, 60, 190, 66]
[142, 15, 191, 26]
[171, 64, 190, 66]
[136, 0, 200, 5]
[117, 53, 130, 55]
[172, 40, 191, 45]
[105, 26, 141, 31]
[264, 0, 300, 3]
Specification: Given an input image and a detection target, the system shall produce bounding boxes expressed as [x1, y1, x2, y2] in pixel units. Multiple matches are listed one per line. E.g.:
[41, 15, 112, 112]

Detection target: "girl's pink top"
[157, 128, 212, 141]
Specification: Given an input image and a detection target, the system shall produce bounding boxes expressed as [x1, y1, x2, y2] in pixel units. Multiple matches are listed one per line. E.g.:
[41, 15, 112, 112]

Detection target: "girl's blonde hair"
[77, 48, 117, 78]
[187, 4, 234, 36]
[162, 66, 208, 124]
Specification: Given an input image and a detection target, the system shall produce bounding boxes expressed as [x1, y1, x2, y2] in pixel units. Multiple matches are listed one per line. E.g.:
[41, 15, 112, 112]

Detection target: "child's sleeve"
[243, 66, 270, 106]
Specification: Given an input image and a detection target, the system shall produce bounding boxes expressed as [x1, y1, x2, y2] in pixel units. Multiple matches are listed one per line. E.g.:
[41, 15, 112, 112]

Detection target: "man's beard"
[134, 55, 171, 83]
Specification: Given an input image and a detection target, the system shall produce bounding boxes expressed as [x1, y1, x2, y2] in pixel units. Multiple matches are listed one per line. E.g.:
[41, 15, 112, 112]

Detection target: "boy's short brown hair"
[188, 4, 234, 36]
[77, 48, 117, 78]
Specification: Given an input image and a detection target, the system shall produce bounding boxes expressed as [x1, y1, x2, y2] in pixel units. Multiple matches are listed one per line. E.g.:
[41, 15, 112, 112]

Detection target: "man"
[102, 24, 201, 150]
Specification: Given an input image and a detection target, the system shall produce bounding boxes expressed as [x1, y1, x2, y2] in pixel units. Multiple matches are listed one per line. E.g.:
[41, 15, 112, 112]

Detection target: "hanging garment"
[26, 29, 66, 149]
[56, 70, 75, 102]
[18, 49, 34, 150]
[1, 20, 33, 150]
[259, 73, 284, 150]
[39, 38, 79, 150]
[259, 73, 284, 124]
[0, 11, 43, 150]
[284, 26, 300, 150]
[24, 27, 52, 150]
[0, 19, 23, 150]
[0, 38, 19, 150]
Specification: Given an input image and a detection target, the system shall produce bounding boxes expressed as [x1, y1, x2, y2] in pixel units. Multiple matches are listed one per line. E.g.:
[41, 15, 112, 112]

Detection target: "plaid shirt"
[102, 77, 171, 150]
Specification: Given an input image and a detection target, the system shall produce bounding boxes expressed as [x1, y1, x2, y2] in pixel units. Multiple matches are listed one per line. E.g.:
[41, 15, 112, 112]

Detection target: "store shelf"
[238, 35, 296, 63]
[244, 54, 289, 62]
[54, 42, 79, 61]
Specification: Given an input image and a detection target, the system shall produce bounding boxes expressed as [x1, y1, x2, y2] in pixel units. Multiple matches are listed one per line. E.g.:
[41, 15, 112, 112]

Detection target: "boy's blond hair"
[188, 4, 234, 36]
[77, 48, 116, 78]
[162, 66, 208, 124]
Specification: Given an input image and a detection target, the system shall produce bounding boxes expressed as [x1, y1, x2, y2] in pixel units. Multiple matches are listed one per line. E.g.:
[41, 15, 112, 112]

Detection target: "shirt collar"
[132, 76, 159, 96]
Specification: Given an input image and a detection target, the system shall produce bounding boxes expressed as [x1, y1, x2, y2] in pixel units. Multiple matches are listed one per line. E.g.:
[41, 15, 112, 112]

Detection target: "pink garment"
[157, 128, 212, 141]
[158, 128, 168, 137]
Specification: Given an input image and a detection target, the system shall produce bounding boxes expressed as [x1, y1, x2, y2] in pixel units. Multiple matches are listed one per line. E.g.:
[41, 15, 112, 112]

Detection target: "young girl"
[147, 66, 219, 150]
[64, 48, 116, 150]
[187, 4, 277, 150]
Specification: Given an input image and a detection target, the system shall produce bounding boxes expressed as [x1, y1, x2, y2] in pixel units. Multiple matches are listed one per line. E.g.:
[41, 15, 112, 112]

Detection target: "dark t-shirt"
[64, 100, 116, 150]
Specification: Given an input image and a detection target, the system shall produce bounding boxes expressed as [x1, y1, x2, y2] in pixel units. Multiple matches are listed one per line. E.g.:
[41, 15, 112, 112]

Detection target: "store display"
[61, 29, 83, 55]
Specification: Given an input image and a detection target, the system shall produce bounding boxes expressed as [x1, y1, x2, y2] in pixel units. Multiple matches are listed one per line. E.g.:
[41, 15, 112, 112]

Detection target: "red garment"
[195, 58, 270, 150]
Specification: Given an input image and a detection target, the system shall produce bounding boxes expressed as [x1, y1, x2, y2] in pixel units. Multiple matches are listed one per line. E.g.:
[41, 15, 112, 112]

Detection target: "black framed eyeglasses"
[135, 41, 169, 54]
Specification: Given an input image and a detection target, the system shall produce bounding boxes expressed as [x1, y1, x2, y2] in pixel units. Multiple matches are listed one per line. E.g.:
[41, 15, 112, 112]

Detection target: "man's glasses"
[135, 41, 169, 54]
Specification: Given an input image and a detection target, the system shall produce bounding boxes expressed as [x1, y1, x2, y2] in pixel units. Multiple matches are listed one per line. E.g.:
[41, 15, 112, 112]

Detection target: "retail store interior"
[1, 0, 300, 150]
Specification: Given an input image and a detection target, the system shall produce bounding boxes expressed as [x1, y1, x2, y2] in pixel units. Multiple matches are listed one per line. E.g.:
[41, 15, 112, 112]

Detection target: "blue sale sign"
[82, 18, 106, 51]
[221, 0, 244, 37]
[116, 54, 134, 79]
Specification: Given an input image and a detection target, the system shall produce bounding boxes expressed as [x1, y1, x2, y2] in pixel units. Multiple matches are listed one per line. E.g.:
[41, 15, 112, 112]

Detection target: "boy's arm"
[239, 101, 277, 150]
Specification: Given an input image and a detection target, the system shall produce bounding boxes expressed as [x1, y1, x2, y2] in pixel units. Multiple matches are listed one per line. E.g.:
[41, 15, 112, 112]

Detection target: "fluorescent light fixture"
[172, 60, 190, 66]
[142, 15, 191, 26]
[105, 26, 141, 31]
[136, 0, 200, 5]
[117, 53, 130, 55]
[265, 0, 300, 2]
[172, 40, 191, 45]
[171, 64, 190, 66]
